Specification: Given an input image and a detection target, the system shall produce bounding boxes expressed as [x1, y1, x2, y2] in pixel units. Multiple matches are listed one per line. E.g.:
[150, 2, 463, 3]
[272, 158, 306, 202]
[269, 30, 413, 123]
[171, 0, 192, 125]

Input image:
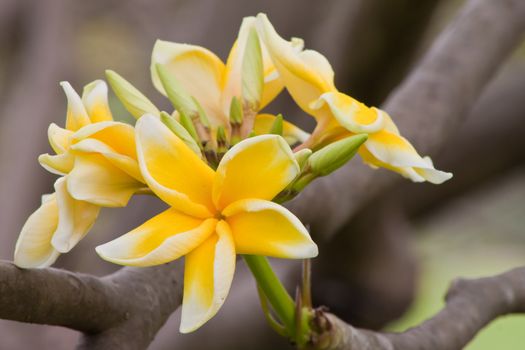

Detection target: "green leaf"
[105, 70, 160, 119]
[160, 112, 201, 155]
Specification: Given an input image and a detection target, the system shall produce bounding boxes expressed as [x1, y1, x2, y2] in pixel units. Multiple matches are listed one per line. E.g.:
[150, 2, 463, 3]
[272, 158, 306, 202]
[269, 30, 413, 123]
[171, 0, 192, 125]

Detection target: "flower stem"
[243, 255, 296, 335]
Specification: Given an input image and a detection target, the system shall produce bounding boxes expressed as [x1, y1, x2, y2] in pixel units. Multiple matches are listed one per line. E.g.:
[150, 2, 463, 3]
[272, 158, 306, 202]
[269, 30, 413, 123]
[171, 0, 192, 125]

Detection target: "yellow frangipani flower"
[14, 80, 146, 268]
[150, 16, 304, 136]
[256, 14, 452, 184]
[96, 115, 318, 333]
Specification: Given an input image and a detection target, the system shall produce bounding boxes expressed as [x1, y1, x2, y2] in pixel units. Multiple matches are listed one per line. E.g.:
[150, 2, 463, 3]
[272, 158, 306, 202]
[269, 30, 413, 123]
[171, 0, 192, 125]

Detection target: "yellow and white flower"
[14, 80, 145, 268]
[96, 115, 318, 333]
[256, 14, 452, 184]
[150, 16, 305, 142]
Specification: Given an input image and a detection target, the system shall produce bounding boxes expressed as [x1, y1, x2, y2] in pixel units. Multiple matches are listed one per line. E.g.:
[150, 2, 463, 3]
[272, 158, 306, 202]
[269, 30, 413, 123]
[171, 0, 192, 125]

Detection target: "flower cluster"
[14, 14, 451, 333]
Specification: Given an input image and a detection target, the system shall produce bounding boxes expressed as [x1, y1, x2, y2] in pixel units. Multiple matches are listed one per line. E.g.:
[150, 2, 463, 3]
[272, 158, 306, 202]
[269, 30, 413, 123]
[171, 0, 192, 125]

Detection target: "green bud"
[155, 64, 197, 117]
[229, 96, 243, 125]
[105, 70, 160, 119]
[269, 114, 284, 135]
[191, 97, 210, 128]
[216, 126, 228, 145]
[242, 28, 263, 110]
[160, 112, 201, 155]
[179, 110, 200, 144]
[308, 134, 368, 176]
[294, 148, 312, 170]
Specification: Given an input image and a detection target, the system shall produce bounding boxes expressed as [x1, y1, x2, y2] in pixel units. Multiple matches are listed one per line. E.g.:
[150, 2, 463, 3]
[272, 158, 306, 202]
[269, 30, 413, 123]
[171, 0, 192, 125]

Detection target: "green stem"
[243, 255, 296, 335]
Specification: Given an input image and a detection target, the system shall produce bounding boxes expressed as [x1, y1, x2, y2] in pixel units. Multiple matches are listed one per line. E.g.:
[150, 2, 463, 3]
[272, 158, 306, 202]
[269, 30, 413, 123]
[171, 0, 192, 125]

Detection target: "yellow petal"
[82, 80, 113, 123]
[180, 220, 235, 333]
[38, 152, 74, 175]
[413, 157, 453, 184]
[71, 138, 143, 182]
[359, 139, 452, 184]
[67, 153, 143, 207]
[48, 123, 73, 154]
[96, 209, 216, 267]
[223, 199, 317, 258]
[260, 66, 283, 109]
[72, 121, 137, 159]
[311, 92, 384, 133]
[256, 14, 335, 116]
[365, 130, 430, 168]
[212, 134, 299, 210]
[51, 177, 100, 253]
[14, 194, 60, 268]
[375, 108, 400, 135]
[136, 115, 215, 217]
[151, 40, 225, 124]
[253, 113, 310, 145]
[60, 81, 91, 131]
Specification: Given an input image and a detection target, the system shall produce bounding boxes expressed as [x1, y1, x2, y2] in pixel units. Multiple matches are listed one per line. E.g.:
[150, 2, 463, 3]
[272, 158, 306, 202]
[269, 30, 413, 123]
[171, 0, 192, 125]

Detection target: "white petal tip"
[51, 237, 72, 253]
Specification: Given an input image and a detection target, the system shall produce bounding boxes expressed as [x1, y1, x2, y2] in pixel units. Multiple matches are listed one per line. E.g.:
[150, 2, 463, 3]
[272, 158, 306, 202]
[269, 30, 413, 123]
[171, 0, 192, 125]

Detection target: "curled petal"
[256, 14, 335, 116]
[212, 134, 299, 210]
[151, 40, 225, 122]
[71, 139, 143, 182]
[72, 121, 137, 159]
[180, 220, 235, 333]
[223, 199, 317, 258]
[48, 123, 73, 154]
[359, 138, 452, 184]
[82, 80, 113, 123]
[38, 152, 74, 176]
[365, 130, 431, 169]
[136, 115, 214, 217]
[67, 153, 143, 207]
[311, 92, 384, 134]
[96, 209, 216, 267]
[60, 81, 91, 131]
[253, 114, 310, 145]
[51, 177, 100, 253]
[14, 194, 60, 268]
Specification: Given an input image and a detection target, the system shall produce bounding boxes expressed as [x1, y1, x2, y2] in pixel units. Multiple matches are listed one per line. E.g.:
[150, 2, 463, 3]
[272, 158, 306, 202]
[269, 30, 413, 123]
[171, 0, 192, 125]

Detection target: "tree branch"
[312, 266, 525, 350]
[0, 261, 126, 332]
[0, 260, 183, 349]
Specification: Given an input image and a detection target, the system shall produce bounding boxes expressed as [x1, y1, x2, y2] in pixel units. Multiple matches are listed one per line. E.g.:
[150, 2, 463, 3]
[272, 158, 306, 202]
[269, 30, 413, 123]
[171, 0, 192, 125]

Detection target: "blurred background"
[0, 0, 524, 349]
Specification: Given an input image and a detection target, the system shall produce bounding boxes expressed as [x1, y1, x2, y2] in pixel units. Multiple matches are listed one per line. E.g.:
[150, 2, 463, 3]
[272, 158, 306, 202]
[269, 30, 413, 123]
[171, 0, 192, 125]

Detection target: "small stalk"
[243, 255, 296, 335]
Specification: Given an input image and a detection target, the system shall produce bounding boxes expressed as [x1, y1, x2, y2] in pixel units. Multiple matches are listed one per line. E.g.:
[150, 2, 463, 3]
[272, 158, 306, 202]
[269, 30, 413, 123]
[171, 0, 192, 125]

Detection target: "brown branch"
[312, 266, 525, 350]
[0, 260, 183, 349]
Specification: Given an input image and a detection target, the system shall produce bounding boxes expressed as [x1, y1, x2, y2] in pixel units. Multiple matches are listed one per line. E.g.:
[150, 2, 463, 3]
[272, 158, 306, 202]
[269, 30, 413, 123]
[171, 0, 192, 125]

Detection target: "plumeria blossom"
[14, 80, 146, 268]
[256, 14, 452, 184]
[96, 115, 318, 333]
[150, 16, 305, 143]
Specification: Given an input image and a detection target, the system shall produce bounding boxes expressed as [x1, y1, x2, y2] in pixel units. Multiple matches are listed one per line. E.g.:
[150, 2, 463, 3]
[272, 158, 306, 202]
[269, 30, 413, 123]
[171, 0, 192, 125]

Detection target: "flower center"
[214, 211, 226, 220]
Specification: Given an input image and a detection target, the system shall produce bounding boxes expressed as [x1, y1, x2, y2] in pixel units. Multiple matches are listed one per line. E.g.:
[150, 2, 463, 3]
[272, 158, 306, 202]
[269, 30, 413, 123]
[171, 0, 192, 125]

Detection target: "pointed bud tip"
[309, 134, 368, 176]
